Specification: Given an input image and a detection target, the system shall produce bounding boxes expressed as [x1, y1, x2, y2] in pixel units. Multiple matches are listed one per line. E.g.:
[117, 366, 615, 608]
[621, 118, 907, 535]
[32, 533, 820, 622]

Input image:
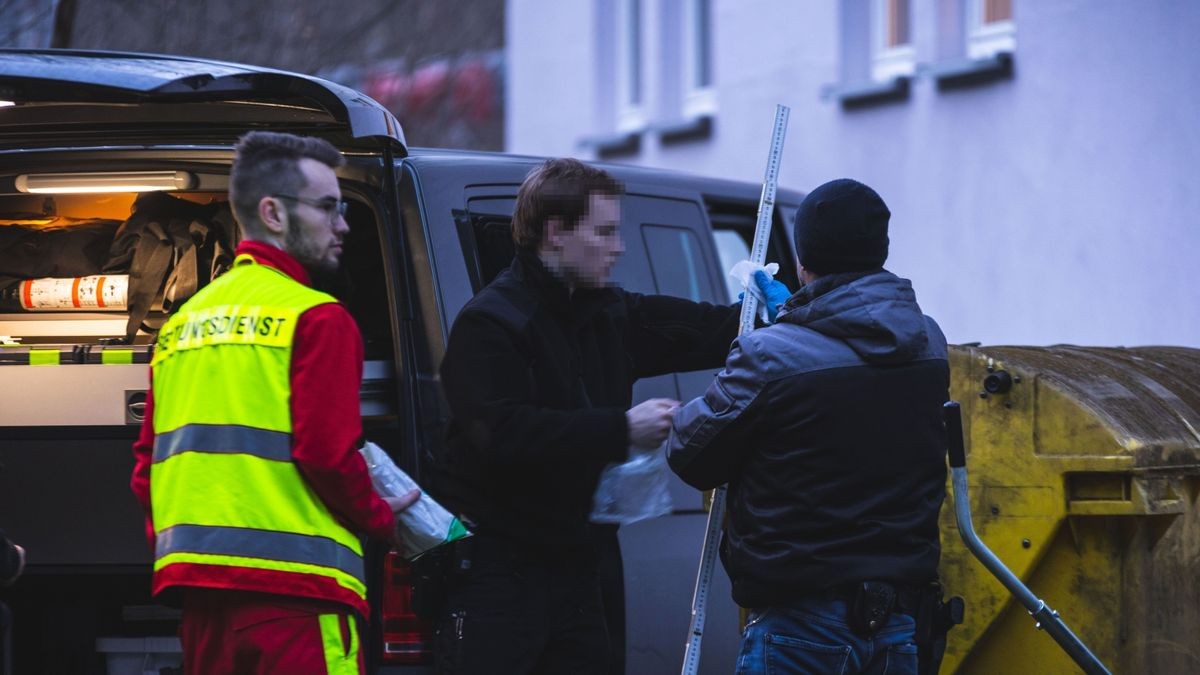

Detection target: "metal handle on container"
[944, 401, 1112, 675]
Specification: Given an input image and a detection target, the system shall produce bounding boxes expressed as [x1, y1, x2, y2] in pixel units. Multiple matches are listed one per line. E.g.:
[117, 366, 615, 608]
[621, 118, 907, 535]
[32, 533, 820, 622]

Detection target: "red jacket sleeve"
[130, 377, 156, 550]
[290, 302, 395, 541]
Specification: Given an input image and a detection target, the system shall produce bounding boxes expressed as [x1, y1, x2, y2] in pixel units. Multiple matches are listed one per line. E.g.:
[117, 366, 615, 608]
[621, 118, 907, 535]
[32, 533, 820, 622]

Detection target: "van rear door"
[0, 48, 406, 152]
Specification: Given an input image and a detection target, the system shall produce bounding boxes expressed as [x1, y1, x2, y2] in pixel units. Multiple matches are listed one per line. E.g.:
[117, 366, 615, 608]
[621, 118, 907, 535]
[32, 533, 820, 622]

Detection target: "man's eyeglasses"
[272, 194, 349, 222]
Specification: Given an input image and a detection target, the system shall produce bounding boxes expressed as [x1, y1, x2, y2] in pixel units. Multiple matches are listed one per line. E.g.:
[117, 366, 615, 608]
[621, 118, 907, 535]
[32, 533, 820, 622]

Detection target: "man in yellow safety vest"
[131, 131, 418, 675]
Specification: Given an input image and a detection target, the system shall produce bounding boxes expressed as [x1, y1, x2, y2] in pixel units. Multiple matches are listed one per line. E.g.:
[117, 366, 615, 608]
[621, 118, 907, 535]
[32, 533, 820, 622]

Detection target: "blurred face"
[280, 158, 349, 273]
[548, 192, 624, 289]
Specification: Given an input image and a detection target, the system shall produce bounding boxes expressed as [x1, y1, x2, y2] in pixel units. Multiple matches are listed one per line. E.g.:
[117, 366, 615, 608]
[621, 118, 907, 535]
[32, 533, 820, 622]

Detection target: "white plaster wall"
[506, 1, 599, 157]
[507, 0, 1200, 347]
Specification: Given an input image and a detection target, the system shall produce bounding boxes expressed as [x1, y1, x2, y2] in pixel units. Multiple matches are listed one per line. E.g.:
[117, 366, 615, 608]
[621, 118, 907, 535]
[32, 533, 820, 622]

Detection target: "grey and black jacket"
[666, 269, 949, 608]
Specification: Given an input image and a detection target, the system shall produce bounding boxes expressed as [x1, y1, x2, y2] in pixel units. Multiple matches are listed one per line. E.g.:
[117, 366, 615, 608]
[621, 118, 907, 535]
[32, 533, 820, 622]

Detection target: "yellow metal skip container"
[942, 345, 1200, 674]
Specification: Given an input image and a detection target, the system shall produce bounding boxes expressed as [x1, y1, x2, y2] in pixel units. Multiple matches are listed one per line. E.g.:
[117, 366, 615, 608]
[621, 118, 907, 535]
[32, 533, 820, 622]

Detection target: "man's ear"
[542, 217, 564, 250]
[257, 196, 287, 236]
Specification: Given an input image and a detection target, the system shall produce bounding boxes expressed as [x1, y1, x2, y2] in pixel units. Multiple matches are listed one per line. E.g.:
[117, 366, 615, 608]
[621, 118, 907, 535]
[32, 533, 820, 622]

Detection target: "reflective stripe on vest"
[156, 524, 365, 586]
[151, 451, 364, 553]
[154, 423, 292, 463]
[149, 256, 364, 604]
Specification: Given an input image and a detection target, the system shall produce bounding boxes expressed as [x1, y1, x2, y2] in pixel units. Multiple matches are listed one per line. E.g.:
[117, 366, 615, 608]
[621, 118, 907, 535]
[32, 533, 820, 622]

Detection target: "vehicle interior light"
[15, 171, 197, 194]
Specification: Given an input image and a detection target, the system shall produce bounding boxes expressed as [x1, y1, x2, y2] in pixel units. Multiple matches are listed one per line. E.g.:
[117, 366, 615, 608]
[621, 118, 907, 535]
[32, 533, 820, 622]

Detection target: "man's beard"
[284, 218, 346, 295]
[284, 225, 332, 271]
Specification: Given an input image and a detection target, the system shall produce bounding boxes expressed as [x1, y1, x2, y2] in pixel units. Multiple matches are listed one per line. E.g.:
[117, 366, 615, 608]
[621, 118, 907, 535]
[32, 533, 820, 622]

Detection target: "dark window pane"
[641, 225, 705, 301]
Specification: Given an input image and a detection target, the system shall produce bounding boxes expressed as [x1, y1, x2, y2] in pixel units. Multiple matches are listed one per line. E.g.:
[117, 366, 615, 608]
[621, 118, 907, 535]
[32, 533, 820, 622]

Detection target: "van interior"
[0, 188, 393, 360]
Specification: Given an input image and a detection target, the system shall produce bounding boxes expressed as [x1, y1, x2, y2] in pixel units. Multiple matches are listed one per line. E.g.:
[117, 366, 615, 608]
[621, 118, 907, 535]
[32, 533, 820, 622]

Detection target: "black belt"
[820, 581, 925, 618]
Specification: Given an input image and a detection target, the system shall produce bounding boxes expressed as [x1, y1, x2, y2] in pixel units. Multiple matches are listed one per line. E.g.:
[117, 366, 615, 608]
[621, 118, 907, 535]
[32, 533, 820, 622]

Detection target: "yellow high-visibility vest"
[149, 253, 367, 611]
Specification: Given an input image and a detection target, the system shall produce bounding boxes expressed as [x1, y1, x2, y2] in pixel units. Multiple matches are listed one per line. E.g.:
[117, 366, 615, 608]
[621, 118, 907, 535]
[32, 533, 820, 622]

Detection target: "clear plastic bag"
[359, 441, 471, 559]
[590, 447, 674, 525]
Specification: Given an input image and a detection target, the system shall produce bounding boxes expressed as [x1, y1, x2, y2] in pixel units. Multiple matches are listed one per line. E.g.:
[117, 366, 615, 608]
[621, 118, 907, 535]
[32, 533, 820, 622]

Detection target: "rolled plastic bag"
[359, 441, 471, 559]
[590, 447, 674, 525]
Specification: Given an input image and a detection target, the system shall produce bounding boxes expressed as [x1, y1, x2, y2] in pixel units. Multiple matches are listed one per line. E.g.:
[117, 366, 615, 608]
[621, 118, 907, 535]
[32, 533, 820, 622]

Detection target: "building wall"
[507, 0, 1200, 348]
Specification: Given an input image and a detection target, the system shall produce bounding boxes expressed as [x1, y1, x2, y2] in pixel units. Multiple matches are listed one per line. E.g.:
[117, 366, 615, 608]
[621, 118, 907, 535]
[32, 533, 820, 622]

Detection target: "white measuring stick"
[681, 104, 789, 675]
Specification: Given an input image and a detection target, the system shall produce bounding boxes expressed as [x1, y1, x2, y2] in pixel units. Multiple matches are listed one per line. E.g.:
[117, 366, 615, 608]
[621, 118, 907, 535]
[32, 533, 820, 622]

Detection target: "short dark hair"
[512, 158, 624, 252]
[229, 131, 345, 238]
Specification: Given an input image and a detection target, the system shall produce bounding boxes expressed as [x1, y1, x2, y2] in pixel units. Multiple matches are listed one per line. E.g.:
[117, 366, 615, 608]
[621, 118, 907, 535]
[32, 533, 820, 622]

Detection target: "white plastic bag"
[590, 447, 674, 525]
[359, 441, 471, 559]
[728, 260, 780, 324]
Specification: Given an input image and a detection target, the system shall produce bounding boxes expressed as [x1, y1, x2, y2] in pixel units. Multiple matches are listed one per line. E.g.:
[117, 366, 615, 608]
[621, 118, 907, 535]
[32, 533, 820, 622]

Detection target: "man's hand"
[627, 398, 681, 449]
[384, 489, 421, 514]
[383, 489, 421, 553]
[753, 270, 791, 323]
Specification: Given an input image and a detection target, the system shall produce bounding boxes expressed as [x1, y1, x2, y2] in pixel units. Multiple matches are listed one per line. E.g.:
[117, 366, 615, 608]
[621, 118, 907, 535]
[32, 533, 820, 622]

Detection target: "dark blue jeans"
[735, 598, 919, 675]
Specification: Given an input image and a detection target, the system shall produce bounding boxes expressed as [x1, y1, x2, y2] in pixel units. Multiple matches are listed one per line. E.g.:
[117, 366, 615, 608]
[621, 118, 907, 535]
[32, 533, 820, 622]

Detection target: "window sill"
[654, 115, 714, 145]
[822, 76, 910, 110]
[579, 130, 642, 159]
[926, 52, 1014, 90]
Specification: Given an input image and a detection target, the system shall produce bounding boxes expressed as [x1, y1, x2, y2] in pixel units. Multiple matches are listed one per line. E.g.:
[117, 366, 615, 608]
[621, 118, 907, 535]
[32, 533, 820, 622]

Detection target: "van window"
[619, 195, 714, 300]
[461, 196, 518, 292]
[712, 230, 752, 302]
[704, 198, 800, 297]
[641, 224, 711, 301]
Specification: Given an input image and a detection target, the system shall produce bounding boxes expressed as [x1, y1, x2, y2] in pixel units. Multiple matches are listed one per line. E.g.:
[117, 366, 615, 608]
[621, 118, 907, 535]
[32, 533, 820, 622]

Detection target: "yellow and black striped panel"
[0, 344, 152, 365]
[85, 345, 153, 365]
[0, 345, 82, 365]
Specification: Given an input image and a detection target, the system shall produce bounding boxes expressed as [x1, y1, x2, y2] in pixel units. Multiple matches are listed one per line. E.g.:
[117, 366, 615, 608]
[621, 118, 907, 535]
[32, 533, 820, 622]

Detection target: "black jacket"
[435, 253, 739, 561]
[1, 528, 23, 585]
[667, 269, 949, 607]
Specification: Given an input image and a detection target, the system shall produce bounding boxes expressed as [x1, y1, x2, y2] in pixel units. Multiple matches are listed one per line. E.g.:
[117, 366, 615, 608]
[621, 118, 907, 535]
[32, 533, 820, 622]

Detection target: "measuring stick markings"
[681, 104, 790, 675]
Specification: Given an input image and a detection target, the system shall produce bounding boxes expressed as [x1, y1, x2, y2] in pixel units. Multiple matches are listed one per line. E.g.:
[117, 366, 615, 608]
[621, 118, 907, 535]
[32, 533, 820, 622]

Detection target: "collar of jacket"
[512, 251, 619, 320]
[783, 268, 881, 313]
[777, 268, 931, 364]
[235, 240, 312, 287]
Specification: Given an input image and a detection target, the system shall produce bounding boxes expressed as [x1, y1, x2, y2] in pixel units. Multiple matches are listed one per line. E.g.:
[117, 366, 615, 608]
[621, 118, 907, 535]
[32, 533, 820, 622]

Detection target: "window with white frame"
[967, 0, 1015, 58]
[616, 0, 646, 132]
[682, 0, 715, 118]
[871, 0, 915, 81]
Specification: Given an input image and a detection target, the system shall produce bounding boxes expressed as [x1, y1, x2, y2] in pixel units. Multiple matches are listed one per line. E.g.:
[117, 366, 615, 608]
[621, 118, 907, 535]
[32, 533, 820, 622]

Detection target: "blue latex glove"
[753, 269, 791, 323]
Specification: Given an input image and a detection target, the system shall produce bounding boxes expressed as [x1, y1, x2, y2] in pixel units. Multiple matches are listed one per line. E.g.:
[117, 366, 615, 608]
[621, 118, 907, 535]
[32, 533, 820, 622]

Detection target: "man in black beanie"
[668, 178, 951, 674]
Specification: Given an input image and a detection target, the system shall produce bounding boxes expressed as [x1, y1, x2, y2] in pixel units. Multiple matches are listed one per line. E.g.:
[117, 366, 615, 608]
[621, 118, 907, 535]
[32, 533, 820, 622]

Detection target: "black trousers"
[591, 525, 625, 675]
[0, 601, 10, 675]
[435, 536, 609, 675]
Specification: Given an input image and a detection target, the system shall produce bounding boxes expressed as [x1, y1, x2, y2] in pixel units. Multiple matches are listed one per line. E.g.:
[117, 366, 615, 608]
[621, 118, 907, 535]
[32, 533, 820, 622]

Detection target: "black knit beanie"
[793, 178, 890, 274]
